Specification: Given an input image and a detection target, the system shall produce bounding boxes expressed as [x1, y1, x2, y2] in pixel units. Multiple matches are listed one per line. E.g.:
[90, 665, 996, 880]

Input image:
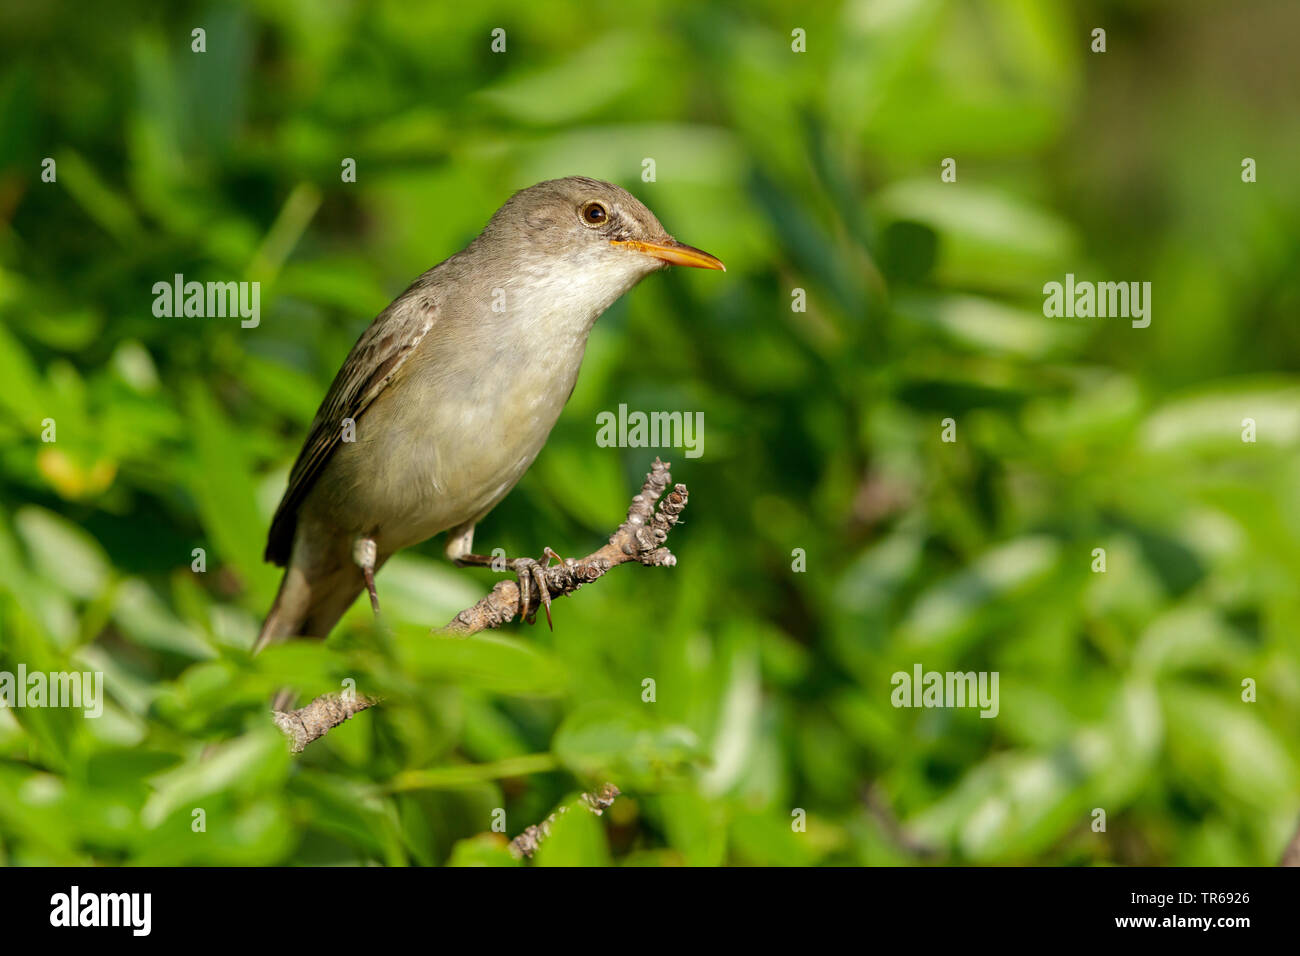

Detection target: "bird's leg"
[353, 536, 381, 616]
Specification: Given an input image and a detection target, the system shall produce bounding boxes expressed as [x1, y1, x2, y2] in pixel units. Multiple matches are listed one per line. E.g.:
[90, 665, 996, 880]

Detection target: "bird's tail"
[254, 561, 364, 654]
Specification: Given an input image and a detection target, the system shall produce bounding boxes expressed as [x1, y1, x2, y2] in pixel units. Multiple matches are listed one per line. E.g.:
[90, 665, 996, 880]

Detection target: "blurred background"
[1, 0, 1298, 865]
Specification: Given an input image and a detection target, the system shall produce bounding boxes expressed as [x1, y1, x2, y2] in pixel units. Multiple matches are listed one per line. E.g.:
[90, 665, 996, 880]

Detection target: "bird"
[255, 176, 725, 652]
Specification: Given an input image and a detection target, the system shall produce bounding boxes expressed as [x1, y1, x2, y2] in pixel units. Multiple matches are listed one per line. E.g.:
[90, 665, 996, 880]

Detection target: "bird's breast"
[329, 312, 592, 553]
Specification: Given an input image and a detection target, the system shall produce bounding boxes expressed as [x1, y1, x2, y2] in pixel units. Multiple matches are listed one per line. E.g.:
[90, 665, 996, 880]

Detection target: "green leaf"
[447, 834, 521, 867]
[13, 506, 110, 601]
[142, 728, 288, 828]
[388, 753, 558, 793]
[898, 535, 1061, 650]
[553, 701, 702, 788]
[533, 794, 610, 867]
[186, 384, 277, 603]
[398, 631, 568, 697]
[1165, 686, 1296, 811]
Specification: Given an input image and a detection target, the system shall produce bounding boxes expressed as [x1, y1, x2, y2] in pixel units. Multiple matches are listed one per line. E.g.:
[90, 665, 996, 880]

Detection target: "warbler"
[256, 176, 724, 650]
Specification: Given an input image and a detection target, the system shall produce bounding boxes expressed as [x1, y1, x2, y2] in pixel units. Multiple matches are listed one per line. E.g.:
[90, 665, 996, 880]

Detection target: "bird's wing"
[264, 284, 438, 565]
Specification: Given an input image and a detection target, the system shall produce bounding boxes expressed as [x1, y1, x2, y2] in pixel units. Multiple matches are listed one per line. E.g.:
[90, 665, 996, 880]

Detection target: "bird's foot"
[456, 546, 567, 628]
[514, 547, 570, 628]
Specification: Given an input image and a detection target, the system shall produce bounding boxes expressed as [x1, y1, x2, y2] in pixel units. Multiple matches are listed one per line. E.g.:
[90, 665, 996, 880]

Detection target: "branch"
[509, 783, 621, 859]
[273, 692, 379, 753]
[273, 458, 689, 751]
[441, 457, 688, 635]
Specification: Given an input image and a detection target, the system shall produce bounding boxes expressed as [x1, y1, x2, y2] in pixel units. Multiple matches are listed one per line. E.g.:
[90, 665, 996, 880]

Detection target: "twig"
[509, 783, 621, 859]
[442, 457, 687, 635]
[272, 458, 688, 751]
[273, 692, 379, 753]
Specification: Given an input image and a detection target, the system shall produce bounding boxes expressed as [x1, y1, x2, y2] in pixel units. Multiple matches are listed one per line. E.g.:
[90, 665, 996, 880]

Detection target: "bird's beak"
[611, 237, 726, 272]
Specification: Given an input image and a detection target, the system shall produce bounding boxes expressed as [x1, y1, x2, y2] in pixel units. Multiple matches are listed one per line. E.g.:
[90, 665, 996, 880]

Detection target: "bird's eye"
[580, 202, 608, 226]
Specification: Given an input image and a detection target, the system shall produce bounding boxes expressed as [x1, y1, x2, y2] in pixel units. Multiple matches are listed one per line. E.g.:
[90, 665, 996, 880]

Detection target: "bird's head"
[481, 177, 725, 303]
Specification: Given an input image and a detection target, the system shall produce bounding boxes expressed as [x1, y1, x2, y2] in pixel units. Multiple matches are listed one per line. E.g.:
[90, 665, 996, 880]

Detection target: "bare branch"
[442, 457, 687, 635]
[273, 692, 379, 753]
[509, 783, 622, 859]
[274, 458, 688, 752]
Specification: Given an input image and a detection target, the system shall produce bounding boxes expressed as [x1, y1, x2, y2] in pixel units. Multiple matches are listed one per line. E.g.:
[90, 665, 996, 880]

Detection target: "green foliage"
[1, 0, 1298, 865]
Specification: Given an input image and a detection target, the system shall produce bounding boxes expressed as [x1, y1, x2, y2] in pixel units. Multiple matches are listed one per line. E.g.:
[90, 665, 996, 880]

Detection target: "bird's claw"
[512, 547, 565, 629]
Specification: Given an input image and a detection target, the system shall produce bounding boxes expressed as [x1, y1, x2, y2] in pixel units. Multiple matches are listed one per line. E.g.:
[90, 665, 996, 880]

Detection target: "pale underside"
[272, 239, 656, 596]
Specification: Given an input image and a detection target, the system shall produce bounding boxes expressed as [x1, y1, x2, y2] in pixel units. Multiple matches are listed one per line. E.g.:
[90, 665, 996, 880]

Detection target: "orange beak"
[611, 238, 726, 271]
